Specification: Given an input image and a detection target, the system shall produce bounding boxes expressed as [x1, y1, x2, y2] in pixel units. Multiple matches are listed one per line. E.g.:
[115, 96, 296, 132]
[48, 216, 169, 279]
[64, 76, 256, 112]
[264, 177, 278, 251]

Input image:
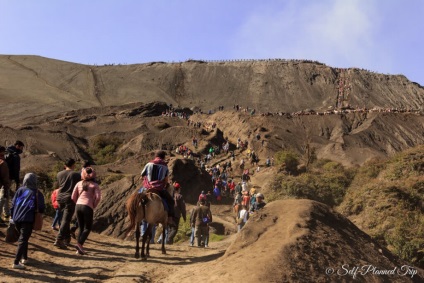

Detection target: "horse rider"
[141, 150, 175, 224]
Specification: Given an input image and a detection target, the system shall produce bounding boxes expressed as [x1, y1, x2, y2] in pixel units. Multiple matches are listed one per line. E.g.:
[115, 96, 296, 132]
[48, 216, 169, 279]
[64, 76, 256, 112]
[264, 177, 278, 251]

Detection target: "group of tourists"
[1, 142, 102, 269]
[2, 133, 269, 269]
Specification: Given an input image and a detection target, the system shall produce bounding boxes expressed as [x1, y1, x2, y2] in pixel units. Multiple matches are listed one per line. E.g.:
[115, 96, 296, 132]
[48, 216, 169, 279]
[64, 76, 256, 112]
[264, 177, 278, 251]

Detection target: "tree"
[274, 150, 299, 175]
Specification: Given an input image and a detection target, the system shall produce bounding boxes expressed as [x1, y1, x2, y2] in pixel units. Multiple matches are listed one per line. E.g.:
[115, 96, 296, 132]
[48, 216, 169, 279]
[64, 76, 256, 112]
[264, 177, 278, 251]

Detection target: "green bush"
[173, 215, 192, 243]
[385, 212, 424, 266]
[209, 233, 225, 242]
[338, 146, 424, 267]
[272, 160, 354, 207]
[274, 150, 299, 175]
[89, 136, 122, 165]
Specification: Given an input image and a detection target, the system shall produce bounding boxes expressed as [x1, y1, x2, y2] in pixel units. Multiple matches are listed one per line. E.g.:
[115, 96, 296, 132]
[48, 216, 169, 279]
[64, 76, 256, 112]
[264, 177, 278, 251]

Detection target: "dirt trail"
[0, 217, 233, 283]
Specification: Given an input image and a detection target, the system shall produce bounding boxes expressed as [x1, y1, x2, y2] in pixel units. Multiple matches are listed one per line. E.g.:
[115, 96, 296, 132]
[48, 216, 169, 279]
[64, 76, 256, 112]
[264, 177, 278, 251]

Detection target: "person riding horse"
[140, 150, 175, 224]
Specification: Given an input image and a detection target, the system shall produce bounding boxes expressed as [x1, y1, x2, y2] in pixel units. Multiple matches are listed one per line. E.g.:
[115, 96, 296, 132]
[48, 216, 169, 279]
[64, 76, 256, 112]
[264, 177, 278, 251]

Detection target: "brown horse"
[126, 191, 168, 260]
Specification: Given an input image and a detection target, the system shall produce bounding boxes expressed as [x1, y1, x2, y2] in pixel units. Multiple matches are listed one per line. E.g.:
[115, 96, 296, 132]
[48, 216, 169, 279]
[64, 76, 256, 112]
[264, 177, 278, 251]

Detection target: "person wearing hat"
[0, 146, 11, 224]
[198, 190, 207, 204]
[71, 167, 101, 255]
[250, 193, 266, 213]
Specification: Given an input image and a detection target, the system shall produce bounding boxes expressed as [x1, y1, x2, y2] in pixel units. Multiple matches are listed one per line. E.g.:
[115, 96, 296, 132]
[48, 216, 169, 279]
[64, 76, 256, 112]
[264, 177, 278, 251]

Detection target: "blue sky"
[1, 0, 423, 85]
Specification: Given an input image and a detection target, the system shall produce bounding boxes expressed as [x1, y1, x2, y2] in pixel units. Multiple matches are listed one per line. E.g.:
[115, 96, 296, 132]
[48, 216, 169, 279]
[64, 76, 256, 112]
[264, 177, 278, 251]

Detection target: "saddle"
[137, 187, 169, 212]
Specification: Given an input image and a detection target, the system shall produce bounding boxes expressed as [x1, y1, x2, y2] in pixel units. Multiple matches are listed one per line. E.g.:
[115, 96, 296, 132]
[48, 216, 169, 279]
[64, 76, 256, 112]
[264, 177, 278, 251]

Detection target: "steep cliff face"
[1, 56, 423, 126]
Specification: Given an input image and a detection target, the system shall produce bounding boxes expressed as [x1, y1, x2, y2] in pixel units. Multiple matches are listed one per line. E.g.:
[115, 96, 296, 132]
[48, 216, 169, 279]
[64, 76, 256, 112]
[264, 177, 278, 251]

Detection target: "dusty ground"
[0, 200, 236, 283]
[2, 200, 423, 283]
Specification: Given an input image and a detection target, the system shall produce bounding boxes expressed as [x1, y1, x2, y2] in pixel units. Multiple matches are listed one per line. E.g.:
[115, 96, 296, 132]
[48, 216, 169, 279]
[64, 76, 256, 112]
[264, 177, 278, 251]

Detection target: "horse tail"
[126, 192, 144, 234]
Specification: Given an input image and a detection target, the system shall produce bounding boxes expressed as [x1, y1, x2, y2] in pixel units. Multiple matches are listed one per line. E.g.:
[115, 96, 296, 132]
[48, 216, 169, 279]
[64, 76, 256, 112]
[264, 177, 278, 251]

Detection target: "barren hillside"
[1, 55, 423, 127]
[1, 56, 423, 282]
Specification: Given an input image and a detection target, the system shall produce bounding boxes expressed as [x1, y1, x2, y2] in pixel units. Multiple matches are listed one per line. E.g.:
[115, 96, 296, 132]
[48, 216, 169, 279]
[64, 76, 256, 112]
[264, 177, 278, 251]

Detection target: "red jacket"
[51, 189, 60, 209]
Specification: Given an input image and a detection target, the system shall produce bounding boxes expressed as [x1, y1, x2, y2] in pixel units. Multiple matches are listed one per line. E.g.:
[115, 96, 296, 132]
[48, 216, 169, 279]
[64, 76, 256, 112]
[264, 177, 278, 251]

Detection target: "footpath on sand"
[0, 213, 234, 283]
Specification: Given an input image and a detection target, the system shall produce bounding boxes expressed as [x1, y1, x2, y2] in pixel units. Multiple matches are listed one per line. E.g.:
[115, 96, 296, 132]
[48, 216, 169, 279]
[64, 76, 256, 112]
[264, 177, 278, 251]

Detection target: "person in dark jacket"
[3, 141, 24, 218]
[191, 199, 212, 248]
[10, 173, 45, 269]
[54, 158, 81, 249]
[0, 146, 11, 223]
[5, 141, 24, 189]
[167, 182, 186, 244]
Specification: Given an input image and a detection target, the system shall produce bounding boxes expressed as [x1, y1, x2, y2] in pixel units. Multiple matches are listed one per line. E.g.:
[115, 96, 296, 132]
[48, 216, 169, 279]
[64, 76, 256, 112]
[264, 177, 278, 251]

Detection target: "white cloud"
[232, 0, 392, 72]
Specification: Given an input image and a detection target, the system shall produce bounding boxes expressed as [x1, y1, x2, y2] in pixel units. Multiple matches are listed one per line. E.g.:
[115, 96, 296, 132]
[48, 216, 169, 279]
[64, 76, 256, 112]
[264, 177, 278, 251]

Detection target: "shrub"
[89, 136, 122, 165]
[274, 150, 299, 175]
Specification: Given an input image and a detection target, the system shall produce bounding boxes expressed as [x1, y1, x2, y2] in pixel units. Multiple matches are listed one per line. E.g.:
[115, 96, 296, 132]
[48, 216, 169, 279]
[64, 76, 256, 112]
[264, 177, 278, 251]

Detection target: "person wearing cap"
[71, 167, 101, 255]
[141, 150, 175, 223]
[198, 191, 207, 204]
[250, 193, 266, 213]
[0, 146, 11, 223]
[54, 158, 81, 249]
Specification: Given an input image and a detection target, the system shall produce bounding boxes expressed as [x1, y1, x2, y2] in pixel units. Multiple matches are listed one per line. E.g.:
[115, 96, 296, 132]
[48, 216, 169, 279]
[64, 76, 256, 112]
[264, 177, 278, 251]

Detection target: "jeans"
[167, 217, 180, 244]
[14, 222, 33, 264]
[190, 227, 195, 245]
[52, 208, 63, 228]
[75, 204, 93, 246]
[157, 226, 169, 244]
[141, 220, 155, 244]
[56, 201, 76, 241]
[195, 225, 209, 246]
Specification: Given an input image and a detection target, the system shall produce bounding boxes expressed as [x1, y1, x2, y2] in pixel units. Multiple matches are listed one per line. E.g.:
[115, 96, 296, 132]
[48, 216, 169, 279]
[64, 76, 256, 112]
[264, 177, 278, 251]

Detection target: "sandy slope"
[1, 199, 423, 283]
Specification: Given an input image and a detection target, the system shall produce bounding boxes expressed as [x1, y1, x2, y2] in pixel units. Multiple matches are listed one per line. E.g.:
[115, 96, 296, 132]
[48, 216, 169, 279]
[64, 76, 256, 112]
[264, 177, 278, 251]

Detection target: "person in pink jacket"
[71, 167, 101, 255]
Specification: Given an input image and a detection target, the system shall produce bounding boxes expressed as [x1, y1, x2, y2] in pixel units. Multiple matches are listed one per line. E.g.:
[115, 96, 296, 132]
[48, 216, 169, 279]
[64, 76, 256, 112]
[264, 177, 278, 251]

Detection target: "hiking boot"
[75, 243, 85, 255]
[20, 259, 28, 264]
[12, 263, 25, 269]
[54, 239, 67, 249]
[64, 238, 71, 246]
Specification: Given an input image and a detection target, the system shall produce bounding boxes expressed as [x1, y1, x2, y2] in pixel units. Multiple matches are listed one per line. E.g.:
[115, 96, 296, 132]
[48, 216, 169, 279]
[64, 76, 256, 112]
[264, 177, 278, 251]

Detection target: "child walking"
[51, 184, 62, 230]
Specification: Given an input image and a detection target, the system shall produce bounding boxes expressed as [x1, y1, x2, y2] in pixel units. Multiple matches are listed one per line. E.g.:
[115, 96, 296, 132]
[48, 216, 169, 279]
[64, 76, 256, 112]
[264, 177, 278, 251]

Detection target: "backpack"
[201, 209, 211, 224]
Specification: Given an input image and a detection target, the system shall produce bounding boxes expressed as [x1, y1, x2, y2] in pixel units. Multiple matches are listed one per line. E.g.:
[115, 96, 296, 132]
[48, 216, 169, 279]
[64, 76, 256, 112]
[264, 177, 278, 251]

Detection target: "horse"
[126, 190, 168, 260]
